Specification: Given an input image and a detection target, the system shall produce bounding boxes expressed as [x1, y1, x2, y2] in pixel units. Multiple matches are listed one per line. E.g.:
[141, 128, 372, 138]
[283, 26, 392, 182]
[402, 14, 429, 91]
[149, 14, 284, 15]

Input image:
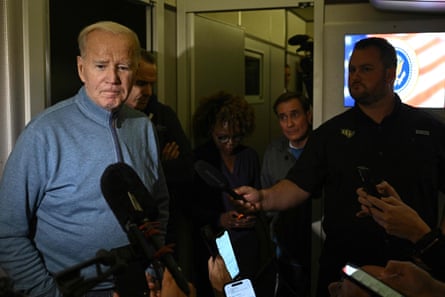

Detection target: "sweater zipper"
[110, 112, 124, 162]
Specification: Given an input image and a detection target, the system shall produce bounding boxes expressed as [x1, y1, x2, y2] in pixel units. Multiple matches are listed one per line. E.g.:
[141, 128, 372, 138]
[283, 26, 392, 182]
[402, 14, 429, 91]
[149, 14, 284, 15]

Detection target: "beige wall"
[200, 9, 310, 48]
[196, 9, 312, 158]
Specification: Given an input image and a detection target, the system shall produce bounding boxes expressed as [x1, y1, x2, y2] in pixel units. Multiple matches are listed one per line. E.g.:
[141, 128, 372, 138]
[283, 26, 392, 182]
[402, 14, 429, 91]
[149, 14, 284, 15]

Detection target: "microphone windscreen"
[100, 162, 158, 229]
[193, 160, 246, 202]
[101, 163, 191, 296]
[193, 160, 227, 190]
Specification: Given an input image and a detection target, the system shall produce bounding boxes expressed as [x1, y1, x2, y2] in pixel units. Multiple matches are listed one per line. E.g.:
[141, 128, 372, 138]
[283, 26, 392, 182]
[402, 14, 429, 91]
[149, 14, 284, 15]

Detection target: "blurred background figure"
[125, 49, 194, 278]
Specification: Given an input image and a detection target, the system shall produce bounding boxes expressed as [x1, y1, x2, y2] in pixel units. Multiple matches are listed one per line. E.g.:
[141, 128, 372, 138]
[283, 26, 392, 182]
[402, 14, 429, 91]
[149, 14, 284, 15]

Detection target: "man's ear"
[307, 109, 313, 125]
[77, 56, 85, 83]
[386, 67, 396, 87]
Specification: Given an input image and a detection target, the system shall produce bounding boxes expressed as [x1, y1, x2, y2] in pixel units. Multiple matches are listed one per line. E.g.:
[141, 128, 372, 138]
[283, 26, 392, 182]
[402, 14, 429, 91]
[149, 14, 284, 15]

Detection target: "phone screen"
[216, 230, 240, 279]
[342, 264, 404, 297]
[357, 166, 382, 198]
[224, 278, 256, 297]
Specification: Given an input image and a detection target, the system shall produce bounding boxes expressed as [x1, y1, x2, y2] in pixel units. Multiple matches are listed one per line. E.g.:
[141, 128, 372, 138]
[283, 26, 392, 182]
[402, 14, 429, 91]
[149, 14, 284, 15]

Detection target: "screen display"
[342, 264, 403, 297]
[344, 32, 445, 108]
[216, 230, 240, 279]
[224, 279, 256, 297]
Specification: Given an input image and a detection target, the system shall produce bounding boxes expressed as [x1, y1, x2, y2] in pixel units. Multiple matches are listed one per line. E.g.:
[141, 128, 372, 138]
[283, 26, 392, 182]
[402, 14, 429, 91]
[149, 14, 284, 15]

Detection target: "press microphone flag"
[100, 162, 159, 225]
[100, 162, 190, 296]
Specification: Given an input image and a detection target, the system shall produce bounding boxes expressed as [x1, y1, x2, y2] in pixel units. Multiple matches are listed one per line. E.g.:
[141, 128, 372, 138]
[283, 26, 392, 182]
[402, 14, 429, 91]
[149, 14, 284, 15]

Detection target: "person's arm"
[381, 260, 445, 297]
[234, 179, 310, 212]
[0, 131, 61, 296]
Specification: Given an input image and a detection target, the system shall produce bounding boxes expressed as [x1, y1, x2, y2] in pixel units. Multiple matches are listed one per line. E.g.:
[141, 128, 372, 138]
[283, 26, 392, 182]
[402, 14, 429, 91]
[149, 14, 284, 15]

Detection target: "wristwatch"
[413, 228, 442, 258]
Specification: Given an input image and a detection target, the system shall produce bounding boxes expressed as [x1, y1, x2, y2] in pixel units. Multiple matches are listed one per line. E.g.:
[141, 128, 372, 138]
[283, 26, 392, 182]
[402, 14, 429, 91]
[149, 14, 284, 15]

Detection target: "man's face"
[126, 60, 157, 111]
[77, 30, 137, 111]
[276, 98, 312, 147]
[348, 46, 395, 106]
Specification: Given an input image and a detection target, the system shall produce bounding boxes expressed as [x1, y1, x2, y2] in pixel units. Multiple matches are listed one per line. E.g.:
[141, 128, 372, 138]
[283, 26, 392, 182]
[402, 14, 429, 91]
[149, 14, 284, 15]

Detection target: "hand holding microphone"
[100, 162, 190, 296]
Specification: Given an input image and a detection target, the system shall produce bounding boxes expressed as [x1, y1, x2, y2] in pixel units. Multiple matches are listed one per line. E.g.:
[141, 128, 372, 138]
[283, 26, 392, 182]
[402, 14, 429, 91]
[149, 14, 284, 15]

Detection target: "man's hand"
[381, 260, 444, 297]
[143, 268, 196, 297]
[232, 186, 262, 213]
[159, 268, 196, 297]
[219, 210, 256, 229]
[208, 255, 231, 292]
[356, 181, 431, 243]
[328, 265, 384, 297]
[162, 142, 180, 161]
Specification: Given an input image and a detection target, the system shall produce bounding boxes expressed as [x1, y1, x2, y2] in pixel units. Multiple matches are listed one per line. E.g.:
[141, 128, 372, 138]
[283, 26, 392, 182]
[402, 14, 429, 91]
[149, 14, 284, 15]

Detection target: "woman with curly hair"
[190, 91, 276, 297]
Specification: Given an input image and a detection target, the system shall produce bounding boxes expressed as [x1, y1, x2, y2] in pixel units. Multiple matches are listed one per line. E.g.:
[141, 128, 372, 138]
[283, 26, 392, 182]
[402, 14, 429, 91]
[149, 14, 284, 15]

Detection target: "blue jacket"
[0, 87, 169, 296]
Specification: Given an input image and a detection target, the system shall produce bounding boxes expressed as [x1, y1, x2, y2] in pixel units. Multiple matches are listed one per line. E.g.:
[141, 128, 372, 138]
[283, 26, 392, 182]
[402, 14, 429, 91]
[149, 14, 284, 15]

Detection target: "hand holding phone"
[216, 230, 240, 279]
[342, 263, 404, 297]
[357, 166, 383, 198]
[201, 226, 240, 280]
[224, 278, 256, 297]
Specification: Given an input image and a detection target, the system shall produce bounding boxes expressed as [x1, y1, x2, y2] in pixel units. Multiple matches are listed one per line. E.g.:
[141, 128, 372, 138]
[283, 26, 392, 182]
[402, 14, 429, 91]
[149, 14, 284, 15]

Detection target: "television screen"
[344, 33, 445, 108]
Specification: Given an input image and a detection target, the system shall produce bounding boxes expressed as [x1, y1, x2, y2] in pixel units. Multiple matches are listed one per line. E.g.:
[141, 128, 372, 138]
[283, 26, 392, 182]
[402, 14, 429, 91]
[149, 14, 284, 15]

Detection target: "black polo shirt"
[286, 94, 445, 265]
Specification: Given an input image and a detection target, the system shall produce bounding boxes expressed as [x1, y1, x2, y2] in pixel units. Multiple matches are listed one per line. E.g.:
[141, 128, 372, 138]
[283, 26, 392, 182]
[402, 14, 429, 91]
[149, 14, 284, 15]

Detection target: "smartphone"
[215, 230, 240, 279]
[224, 278, 256, 297]
[357, 166, 383, 198]
[145, 261, 164, 291]
[201, 225, 218, 257]
[342, 263, 404, 297]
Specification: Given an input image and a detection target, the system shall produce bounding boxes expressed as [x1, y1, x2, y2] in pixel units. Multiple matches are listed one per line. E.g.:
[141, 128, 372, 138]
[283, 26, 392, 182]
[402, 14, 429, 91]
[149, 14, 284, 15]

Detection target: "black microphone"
[193, 160, 247, 202]
[100, 162, 190, 296]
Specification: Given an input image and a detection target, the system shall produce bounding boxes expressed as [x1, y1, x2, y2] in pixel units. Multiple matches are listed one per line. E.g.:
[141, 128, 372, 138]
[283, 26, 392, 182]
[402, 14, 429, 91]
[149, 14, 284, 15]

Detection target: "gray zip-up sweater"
[0, 87, 169, 296]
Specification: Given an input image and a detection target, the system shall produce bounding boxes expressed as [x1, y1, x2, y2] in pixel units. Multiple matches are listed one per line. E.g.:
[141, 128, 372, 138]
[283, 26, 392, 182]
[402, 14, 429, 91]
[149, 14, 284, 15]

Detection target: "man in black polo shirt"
[234, 37, 445, 297]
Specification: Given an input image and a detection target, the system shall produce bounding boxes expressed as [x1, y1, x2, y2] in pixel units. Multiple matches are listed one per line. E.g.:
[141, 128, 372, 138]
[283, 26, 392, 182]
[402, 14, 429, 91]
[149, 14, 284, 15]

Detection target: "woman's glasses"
[216, 134, 244, 144]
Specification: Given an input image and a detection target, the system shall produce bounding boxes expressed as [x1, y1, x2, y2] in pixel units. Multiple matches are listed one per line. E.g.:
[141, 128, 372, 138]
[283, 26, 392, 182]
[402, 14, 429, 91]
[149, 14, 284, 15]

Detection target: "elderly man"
[0, 21, 169, 297]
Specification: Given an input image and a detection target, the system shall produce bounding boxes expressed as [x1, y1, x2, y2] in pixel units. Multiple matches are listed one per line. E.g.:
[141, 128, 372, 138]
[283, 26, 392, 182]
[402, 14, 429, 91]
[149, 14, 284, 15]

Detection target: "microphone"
[193, 160, 247, 202]
[100, 162, 159, 224]
[100, 162, 190, 296]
